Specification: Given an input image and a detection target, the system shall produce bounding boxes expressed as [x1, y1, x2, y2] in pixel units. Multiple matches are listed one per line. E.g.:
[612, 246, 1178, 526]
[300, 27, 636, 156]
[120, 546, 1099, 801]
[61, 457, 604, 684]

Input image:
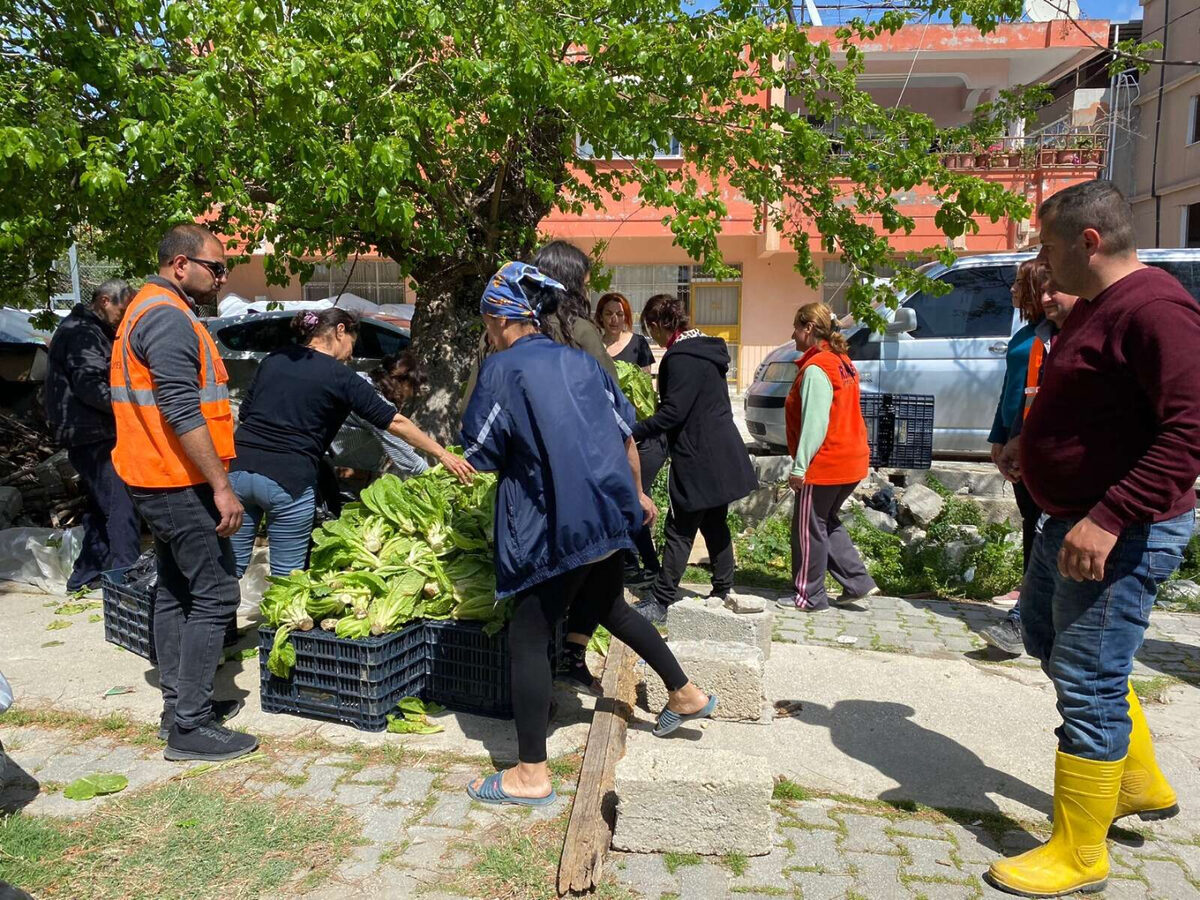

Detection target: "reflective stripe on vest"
[110, 286, 235, 488]
[1022, 336, 1047, 419]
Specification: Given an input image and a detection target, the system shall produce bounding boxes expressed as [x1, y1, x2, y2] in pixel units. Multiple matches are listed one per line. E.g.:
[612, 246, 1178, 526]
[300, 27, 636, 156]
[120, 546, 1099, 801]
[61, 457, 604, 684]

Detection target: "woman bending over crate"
[460, 262, 717, 807]
[777, 303, 879, 613]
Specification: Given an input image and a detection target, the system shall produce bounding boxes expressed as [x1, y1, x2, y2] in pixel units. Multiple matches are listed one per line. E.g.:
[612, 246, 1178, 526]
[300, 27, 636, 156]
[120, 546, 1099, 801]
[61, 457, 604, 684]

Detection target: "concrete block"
[725, 591, 766, 614]
[752, 454, 792, 484]
[667, 597, 773, 661]
[611, 745, 773, 855]
[898, 483, 945, 526]
[862, 508, 898, 534]
[640, 639, 765, 721]
[974, 496, 1022, 527]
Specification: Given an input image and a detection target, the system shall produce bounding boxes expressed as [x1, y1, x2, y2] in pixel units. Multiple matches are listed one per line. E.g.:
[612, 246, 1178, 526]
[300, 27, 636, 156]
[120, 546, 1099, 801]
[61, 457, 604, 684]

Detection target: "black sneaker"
[708, 590, 729, 603]
[554, 644, 602, 697]
[980, 618, 1024, 657]
[164, 722, 259, 762]
[632, 598, 669, 625]
[158, 698, 245, 741]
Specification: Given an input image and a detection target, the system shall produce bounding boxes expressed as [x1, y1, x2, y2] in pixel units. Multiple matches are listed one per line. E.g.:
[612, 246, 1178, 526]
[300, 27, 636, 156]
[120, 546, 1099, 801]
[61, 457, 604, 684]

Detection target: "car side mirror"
[887, 308, 917, 334]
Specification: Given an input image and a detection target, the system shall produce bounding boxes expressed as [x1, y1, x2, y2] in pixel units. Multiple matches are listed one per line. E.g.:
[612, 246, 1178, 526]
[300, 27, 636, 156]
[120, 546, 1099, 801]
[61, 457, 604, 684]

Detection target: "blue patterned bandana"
[480, 261, 566, 322]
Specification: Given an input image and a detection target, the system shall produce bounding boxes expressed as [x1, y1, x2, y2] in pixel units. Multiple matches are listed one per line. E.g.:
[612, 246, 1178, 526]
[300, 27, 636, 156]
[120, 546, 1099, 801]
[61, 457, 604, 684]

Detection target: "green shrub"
[1175, 532, 1200, 581]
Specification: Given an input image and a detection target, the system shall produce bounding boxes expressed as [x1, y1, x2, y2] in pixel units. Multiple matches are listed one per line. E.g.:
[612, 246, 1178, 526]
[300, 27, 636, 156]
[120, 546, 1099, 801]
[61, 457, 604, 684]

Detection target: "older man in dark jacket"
[45, 279, 141, 592]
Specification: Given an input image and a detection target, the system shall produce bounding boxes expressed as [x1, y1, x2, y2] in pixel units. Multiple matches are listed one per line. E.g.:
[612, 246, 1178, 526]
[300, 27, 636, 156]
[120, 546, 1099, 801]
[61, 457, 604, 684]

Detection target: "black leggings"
[509, 553, 689, 763]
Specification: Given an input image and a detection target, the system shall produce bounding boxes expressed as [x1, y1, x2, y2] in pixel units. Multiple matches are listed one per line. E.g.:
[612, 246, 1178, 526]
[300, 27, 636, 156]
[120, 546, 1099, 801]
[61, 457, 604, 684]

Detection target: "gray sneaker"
[164, 722, 259, 762]
[980, 618, 1024, 656]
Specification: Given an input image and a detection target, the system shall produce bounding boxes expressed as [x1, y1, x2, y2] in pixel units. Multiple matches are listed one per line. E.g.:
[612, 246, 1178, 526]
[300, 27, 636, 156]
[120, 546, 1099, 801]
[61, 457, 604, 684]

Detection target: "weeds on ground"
[663, 851, 703, 873]
[0, 782, 357, 899]
[772, 778, 810, 802]
[1131, 675, 1180, 704]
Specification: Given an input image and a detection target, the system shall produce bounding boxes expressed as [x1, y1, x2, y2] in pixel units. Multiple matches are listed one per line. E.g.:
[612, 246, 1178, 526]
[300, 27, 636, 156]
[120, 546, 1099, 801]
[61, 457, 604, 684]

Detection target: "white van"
[744, 249, 1200, 457]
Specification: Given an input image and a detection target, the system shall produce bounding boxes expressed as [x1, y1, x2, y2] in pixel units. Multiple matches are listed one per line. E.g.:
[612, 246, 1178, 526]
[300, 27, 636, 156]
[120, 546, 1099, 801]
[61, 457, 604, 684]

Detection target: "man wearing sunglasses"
[110, 223, 258, 762]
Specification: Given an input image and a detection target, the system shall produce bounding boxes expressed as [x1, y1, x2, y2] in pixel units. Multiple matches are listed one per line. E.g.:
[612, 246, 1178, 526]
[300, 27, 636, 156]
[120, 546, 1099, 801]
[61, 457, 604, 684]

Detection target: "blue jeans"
[228, 471, 316, 577]
[66, 440, 141, 591]
[1021, 510, 1194, 761]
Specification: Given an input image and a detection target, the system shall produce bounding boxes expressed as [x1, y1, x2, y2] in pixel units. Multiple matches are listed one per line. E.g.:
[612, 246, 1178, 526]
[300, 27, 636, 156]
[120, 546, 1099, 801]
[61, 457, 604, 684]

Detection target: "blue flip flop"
[653, 693, 719, 737]
[466, 771, 558, 807]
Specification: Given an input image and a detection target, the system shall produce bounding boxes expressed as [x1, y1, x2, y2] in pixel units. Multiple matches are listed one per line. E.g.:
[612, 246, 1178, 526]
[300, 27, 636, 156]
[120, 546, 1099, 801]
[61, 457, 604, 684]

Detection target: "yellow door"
[691, 283, 741, 384]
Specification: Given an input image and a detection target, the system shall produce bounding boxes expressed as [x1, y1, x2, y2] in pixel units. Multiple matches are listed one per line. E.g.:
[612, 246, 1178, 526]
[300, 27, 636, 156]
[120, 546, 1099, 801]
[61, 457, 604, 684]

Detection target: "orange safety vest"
[110, 285, 235, 488]
[1022, 336, 1046, 420]
[785, 345, 870, 485]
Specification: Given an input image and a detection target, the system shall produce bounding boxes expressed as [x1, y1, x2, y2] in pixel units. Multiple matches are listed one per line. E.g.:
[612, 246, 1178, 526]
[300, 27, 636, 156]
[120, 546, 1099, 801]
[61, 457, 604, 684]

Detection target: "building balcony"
[938, 129, 1108, 172]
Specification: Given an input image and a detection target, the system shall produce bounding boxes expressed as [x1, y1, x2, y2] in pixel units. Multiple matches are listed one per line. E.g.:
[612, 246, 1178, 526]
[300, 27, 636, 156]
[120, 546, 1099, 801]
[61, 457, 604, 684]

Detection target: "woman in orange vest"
[777, 303, 878, 612]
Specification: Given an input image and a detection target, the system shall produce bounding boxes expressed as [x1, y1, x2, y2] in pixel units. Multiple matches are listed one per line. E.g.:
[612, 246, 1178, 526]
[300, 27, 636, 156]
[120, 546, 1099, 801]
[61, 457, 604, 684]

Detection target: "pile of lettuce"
[615, 359, 657, 421]
[261, 464, 506, 678]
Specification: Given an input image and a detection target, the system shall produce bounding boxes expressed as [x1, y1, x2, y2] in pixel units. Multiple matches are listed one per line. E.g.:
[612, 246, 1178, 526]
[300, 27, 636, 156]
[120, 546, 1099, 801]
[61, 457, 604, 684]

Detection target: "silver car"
[745, 249, 1200, 457]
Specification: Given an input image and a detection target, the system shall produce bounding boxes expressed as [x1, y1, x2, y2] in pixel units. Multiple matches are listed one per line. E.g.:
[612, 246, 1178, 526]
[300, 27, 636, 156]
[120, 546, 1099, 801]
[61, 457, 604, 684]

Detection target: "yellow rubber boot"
[986, 751, 1123, 898]
[1114, 685, 1179, 822]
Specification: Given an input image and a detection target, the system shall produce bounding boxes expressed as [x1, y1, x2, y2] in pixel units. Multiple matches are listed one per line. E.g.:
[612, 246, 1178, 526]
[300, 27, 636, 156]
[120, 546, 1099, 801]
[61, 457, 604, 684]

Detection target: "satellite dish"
[1025, 0, 1080, 21]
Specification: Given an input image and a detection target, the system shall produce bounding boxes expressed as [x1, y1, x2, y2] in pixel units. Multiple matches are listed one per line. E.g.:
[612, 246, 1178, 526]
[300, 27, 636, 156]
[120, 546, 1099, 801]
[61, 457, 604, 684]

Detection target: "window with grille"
[593, 264, 741, 328]
[302, 259, 406, 304]
[577, 135, 682, 160]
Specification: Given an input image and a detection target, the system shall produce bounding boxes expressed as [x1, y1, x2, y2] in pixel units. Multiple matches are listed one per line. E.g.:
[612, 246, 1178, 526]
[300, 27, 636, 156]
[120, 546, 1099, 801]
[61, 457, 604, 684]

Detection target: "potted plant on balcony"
[973, 143, 992, 169]
[1077, 135, 1103, 166]
[1004, 141, 1023, 168]
[1055, 136, 1081, 165]
[1020, 143, 1039, 169]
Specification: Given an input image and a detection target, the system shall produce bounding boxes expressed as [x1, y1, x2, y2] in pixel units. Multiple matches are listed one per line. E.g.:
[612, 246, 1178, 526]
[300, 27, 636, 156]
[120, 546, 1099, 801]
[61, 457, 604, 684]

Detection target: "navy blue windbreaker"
[461, 333, 640, 598]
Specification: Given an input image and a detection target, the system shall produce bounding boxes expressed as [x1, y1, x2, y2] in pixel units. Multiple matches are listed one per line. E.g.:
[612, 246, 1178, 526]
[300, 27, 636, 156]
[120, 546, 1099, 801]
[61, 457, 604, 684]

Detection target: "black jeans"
[66, 440, 141, 591]
[652, 502, 734, 606]
[510, 554, 688, 763]
[129, 484, 239, 730]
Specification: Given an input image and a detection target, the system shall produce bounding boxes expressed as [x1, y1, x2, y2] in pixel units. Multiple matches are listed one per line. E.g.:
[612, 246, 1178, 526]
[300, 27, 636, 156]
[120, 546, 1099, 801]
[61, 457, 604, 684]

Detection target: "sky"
[690, 0, 1143, 24]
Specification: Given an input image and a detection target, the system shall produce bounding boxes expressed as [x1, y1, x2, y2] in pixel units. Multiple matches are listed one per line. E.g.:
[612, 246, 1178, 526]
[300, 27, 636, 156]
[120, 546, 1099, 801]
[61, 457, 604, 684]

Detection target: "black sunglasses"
[186, 256, 228, 279]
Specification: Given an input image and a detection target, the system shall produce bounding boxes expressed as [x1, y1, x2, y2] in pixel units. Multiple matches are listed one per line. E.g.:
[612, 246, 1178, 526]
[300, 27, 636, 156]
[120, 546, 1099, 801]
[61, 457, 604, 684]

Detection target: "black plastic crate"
[101, 566, 238, 664]
[258, 623, 426, 731]
[422, 619, 564, 719]
[861, 393, 935, 470]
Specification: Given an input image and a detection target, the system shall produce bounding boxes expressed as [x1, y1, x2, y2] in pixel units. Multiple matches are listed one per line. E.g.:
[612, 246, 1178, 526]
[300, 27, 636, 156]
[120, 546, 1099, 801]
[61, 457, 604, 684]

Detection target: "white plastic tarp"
[215, 293, 413, 322]
[0, 308, 67, 345]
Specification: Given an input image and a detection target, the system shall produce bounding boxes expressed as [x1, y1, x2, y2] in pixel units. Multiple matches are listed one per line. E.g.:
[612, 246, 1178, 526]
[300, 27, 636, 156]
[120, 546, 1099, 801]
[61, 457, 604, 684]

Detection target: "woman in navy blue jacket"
[461, 262, 716, 807]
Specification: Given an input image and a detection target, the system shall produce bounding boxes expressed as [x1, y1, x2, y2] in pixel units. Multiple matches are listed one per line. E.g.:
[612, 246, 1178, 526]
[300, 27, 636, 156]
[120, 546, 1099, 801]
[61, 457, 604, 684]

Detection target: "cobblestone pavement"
[4, 712, 1199, 898]
[769, 592, 1200, 686]
[610, 794, 1200, 900]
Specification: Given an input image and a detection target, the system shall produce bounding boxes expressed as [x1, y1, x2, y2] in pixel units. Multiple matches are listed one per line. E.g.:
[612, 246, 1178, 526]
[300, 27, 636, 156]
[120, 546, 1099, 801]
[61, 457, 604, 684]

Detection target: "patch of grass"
[663, 851, 703, 874]
[659, 893, 681, 900]
[447, 809, 570, 900]
[0, 782, 357, 899]
[0, 706, 158, 746]
[1131, 675, 1180, 704]
[547, 752, 583, 783]
[38, 780, 66, 794]
[772, 778, 810, 802]
[279, 773, 308, 788]
[731, 888, 791, 897]
[720, 851, 749, 877]
[682, 565, 713, 585]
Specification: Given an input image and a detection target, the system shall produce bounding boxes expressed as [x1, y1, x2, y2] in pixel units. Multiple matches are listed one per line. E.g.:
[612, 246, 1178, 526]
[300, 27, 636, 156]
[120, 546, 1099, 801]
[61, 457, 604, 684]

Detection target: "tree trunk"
[407, 266, 489, 444]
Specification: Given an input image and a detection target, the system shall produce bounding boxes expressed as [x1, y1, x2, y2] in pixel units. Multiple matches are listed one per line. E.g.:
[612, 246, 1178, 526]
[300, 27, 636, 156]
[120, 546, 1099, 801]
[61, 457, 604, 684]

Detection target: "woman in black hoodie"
[630, 294, 757, 623]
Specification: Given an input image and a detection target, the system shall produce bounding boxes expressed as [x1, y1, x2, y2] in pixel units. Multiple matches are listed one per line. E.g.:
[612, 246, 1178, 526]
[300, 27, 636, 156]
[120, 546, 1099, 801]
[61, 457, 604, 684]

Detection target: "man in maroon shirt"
[987, 181, 1200, 898]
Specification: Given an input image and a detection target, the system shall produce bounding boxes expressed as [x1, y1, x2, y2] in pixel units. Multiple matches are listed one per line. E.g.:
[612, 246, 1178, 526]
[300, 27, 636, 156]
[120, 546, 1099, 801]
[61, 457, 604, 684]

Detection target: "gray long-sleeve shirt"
[126, 276, 207, 436]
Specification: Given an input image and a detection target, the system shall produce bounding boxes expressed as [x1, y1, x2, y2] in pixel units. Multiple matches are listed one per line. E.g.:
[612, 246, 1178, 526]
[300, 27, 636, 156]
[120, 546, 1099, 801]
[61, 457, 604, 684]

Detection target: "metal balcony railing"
[938, 130, 1108, 171]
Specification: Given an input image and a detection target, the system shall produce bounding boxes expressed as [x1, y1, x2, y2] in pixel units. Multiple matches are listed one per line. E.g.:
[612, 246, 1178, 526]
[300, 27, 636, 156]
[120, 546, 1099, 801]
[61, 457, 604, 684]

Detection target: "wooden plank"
[556, 638, 639, 896]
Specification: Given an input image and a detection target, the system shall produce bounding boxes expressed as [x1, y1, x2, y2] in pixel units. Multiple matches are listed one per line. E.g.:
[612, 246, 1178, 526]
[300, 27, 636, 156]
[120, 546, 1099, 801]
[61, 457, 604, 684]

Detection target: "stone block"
[730, 485, 786, 525]
[897, 525, 926, 545]
[752, 454, 793, 484]
[862, 508, 898, 534]
[725, 591, 766, 614]
[968, 471, 1009, 497]
[639, 639, 765, 721]
[898, 483, 945, 526]
[974, 496, 1022, 527]
[666, 597, 773, 661]
[612, 745, 773, 855]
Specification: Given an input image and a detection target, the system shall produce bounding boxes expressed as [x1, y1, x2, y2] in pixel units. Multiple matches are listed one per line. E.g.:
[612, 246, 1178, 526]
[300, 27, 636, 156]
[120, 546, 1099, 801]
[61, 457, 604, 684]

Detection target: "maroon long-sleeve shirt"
[1021, 266, 1200, 535]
